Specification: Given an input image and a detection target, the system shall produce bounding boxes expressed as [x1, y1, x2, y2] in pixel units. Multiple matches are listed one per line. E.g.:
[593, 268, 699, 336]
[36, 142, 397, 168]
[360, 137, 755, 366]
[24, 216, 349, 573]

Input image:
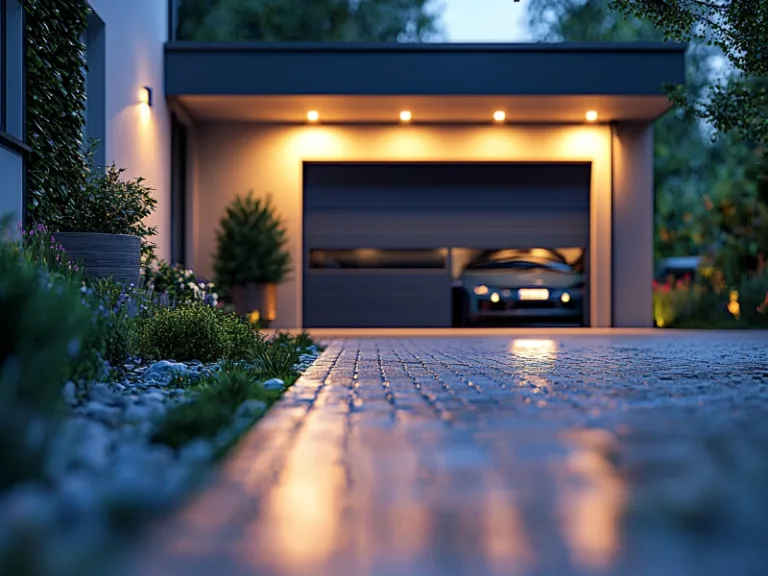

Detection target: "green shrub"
[220, 313, 264, 360]
[135, 301, 264, 363]
[0, 224, 96, 489]
[135, 304, 228, 363]
[250, 338, 301, 383]
[57, 141, 159, 263]
[213, 191, 291, 299]
[81, 279, 160, 373]
[736, 269, 768, 326]
[152, 364, 269, 448]
[151, 333, 317, 451]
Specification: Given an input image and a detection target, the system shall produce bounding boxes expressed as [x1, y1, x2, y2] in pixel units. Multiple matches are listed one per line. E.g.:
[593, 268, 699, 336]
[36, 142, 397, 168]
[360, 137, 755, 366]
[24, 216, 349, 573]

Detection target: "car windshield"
[467, 257, 573, 272]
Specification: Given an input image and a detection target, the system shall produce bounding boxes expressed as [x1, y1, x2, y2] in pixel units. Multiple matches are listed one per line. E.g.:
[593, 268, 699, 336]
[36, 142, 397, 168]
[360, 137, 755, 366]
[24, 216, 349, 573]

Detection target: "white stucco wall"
[89, 0, 171, 259]
[192, 123, 614, 329]
[612, 123, 654, 327]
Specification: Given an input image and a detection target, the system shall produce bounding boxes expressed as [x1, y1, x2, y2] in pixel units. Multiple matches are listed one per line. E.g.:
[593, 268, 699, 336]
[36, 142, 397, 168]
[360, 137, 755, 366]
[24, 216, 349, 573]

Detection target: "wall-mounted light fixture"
[399, 110, 412, 123]
[585, 110, 598, 122]
[493, 110, 506, 122]
[306, 110, 319, 123]
[139, 86, 153, 107]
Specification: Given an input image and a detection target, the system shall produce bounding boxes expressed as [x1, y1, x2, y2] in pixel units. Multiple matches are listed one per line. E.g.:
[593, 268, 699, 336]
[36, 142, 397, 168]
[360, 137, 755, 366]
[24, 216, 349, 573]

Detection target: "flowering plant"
[18, 222, 80, 277]
[143, 259, 218, 307]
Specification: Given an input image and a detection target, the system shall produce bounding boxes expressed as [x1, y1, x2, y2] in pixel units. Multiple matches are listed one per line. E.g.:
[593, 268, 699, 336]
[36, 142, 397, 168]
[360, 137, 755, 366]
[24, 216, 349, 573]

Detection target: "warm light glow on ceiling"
[493, 110, 506, 122]
[585, 110, 598, 122]
[399, 110, 412, 122]
[306, 110, 319, 122]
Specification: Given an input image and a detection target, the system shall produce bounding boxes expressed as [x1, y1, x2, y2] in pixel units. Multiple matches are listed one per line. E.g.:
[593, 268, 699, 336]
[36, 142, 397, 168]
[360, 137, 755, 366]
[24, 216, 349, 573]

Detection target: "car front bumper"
[467, 289, 583, 320]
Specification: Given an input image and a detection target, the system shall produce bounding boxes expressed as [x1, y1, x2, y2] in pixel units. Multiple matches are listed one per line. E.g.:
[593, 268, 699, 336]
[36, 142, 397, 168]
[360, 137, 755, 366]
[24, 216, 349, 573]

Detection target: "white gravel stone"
[262, 378, 285, 392]
[57, 472, 101, 512]
[1, 343, 315, 572]
[87, 382, 127, 407]
[123, 402, 157, 423]
[143, 360, 192, 385]
[235, 399, 268, 420]
[179, 439, 215, 464]
[0, 483, 59, 533]
[62, 380, 78, 406]
[84, 401, 122, 427]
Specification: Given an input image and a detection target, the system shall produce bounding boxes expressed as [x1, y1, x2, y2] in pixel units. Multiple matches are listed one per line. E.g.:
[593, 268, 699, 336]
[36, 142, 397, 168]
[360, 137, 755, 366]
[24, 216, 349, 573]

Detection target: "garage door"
[303, 162, 591, 328]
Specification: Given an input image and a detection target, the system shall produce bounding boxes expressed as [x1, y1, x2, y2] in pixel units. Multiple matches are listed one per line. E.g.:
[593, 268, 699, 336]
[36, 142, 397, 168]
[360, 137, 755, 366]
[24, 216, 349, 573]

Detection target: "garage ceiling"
[176, 94, 670, 123]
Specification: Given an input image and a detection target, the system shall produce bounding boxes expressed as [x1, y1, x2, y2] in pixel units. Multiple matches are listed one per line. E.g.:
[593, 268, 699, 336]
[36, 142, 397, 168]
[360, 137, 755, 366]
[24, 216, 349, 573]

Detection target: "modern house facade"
[1, 1, 686, 329]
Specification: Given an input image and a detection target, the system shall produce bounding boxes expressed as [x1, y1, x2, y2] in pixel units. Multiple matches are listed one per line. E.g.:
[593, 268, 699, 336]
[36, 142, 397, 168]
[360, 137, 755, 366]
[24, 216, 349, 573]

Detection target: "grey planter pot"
[231, 282, 278, 325]
[57, 232, 141, 285]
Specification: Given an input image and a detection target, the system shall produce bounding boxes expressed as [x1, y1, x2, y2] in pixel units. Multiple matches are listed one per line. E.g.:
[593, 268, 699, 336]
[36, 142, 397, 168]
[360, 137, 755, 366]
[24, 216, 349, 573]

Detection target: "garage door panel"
[304, 271, 451, 328]
[305, 163, 592, 190]
[307, 230, 588, 250]
[305, 186, 589, 211]
[305, 213, 589, 248]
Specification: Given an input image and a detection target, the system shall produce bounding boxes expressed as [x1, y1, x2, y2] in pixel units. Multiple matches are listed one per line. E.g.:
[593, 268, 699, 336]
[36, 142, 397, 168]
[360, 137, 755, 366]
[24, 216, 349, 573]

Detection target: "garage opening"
[303, 162, 591, 328]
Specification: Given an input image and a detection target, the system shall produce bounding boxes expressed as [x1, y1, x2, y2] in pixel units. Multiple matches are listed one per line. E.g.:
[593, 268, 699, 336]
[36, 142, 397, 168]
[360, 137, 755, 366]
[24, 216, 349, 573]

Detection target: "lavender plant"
[17, 222, 81, 278]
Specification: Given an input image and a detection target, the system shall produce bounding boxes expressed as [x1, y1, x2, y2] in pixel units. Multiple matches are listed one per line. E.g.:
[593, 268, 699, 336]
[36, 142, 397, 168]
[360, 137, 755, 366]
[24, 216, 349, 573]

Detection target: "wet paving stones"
[126, 332, 768, 576]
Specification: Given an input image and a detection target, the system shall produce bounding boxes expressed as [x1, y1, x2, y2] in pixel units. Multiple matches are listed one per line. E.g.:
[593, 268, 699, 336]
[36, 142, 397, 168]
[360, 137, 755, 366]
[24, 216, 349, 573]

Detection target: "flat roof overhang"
[166, 42, 687, 123]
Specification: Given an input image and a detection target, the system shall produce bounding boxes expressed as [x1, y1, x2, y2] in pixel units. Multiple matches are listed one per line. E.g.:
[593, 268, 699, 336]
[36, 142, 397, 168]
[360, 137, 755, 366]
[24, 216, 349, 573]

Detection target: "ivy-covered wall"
[22, 0, 90, 228]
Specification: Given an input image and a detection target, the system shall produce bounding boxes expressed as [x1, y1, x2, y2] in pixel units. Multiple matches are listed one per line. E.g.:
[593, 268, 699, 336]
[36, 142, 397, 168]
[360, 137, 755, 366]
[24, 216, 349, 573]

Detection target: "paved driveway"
[128, 332, 768, 576]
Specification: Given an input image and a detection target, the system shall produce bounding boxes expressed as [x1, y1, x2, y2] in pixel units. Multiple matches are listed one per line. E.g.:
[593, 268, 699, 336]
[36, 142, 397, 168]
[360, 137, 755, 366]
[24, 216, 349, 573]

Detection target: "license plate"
[518, 288, 550, 301]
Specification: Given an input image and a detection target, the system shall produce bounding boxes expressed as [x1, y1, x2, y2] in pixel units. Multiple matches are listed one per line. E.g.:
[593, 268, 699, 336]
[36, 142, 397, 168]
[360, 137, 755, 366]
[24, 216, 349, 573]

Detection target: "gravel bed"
[0, 344, 321, 576]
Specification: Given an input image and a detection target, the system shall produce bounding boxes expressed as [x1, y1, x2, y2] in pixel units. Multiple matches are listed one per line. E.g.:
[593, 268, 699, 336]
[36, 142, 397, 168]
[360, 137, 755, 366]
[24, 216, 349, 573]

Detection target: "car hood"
[460, 268, 582, 289]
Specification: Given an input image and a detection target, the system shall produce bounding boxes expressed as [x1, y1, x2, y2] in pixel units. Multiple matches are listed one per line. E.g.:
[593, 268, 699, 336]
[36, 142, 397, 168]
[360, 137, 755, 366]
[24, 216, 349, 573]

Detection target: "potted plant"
[54, 141, 157, 285]
[213, 191, 290, 324]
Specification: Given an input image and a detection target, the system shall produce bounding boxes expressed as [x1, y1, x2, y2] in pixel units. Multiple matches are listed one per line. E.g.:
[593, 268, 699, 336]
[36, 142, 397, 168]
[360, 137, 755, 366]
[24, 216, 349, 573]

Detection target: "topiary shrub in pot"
[213, 191, 290, 325]
[55, 140, 158, 286]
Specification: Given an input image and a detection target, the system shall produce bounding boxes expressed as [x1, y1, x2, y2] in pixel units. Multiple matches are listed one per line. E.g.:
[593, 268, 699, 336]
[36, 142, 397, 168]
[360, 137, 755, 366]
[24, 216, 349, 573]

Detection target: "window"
[168, 0, 179, 41]
[1, 0, 9, 132]
[309, 249, 448, 270]
[83, 8, 105, 167]
[0, 0, 25, 142]
[170, 114, 188, 265]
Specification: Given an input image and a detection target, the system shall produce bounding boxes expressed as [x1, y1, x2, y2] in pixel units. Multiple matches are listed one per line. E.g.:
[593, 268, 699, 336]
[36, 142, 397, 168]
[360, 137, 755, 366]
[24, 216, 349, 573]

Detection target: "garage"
[303, 162, 591, 328]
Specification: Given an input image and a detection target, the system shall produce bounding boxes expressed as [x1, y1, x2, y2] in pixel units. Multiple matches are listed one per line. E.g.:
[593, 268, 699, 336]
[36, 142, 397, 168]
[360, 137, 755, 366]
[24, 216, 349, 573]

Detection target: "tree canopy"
[175, 0, 443, 42]
[525, 0, 763, 268]
[522, 0, 768, 146]
[609, 0, 768, 146]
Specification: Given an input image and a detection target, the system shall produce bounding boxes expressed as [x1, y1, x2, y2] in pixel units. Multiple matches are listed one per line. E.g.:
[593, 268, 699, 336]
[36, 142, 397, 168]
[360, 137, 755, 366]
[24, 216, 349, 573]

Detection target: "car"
[654, 256, 701, 284]
[456, 248, 585, 325]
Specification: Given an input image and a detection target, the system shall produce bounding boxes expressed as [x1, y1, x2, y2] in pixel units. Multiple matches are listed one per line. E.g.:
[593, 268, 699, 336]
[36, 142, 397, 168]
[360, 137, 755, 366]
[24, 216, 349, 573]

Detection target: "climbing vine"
[22, 0, 90, 227]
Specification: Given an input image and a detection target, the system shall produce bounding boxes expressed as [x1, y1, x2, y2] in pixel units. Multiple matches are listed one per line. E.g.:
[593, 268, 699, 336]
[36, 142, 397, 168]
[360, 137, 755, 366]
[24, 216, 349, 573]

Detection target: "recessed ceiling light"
[399, 110, 412, 122]
[585, 110, 598, 122]
[493, 111, 506, 122]
[306, 110, 319, 122]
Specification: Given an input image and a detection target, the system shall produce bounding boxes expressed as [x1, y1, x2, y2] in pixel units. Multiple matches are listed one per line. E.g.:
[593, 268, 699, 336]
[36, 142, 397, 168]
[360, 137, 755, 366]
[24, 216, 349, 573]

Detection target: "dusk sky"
[441, 0, 531, 41]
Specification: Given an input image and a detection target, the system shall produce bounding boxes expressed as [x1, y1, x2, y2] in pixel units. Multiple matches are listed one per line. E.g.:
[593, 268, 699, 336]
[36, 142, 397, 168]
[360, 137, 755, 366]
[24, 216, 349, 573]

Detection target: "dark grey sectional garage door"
[303, 162, 591, 328]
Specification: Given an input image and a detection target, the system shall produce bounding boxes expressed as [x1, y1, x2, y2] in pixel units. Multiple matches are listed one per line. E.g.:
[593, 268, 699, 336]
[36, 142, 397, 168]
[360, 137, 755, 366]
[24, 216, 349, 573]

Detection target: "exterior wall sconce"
[139, 86, 153, 107]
